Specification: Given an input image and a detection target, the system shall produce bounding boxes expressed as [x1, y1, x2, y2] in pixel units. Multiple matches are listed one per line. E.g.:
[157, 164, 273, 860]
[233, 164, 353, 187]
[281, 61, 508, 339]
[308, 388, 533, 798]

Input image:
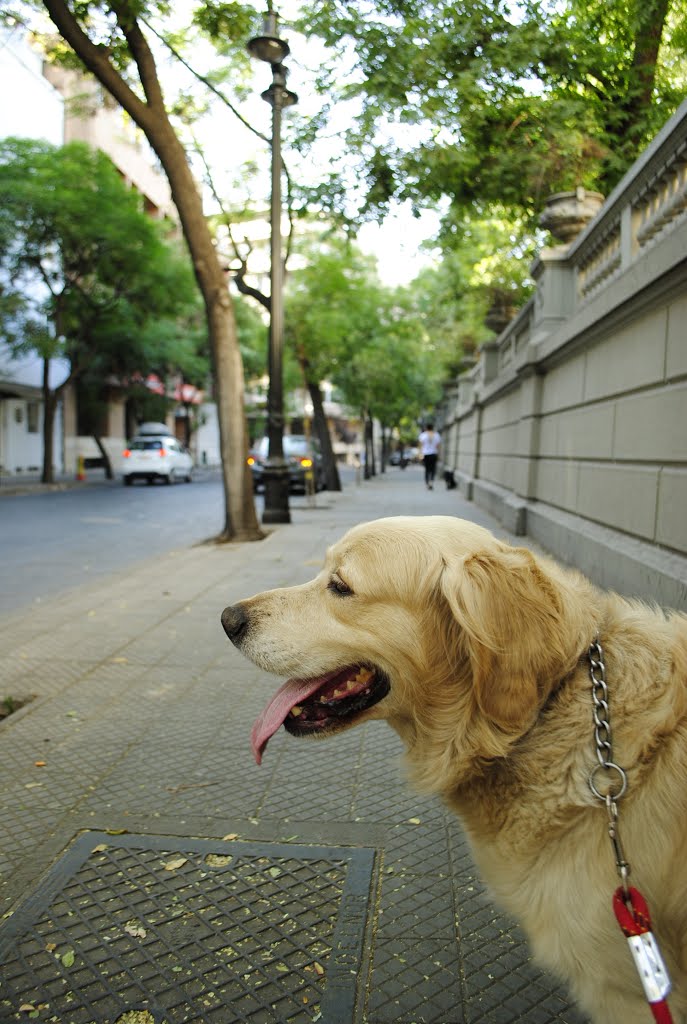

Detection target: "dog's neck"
[434, 645, 596, 838]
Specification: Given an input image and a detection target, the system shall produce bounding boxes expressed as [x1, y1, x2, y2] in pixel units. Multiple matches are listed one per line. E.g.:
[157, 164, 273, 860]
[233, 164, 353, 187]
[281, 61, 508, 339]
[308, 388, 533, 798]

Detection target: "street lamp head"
[261, 65, 298, 108]
[247, 10, 290, 65]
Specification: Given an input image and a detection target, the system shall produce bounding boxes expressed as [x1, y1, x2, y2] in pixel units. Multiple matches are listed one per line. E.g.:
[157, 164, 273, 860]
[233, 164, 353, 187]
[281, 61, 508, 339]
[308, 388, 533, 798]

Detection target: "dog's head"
[222, 516, 595, 788]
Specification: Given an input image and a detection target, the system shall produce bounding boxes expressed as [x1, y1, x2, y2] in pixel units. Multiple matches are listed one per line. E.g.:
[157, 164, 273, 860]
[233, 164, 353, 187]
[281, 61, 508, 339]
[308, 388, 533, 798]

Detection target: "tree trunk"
[182, 404, 192, 448]
[629, 0, 670, 116]
[41, 357, 56, 484]
[306, 377, 341, 492]
[369, 415, 377, 477]
[602, 0, 670, 161]
[380, 425, 389, 473]
[364, 413, 375, 479]
[41, 0, 263, 541]
[93, 435, 113, 478]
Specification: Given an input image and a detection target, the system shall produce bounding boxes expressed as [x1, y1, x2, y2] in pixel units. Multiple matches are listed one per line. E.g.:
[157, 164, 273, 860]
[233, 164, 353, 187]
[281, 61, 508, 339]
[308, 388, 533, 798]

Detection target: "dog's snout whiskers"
[221, 604, 249, 644]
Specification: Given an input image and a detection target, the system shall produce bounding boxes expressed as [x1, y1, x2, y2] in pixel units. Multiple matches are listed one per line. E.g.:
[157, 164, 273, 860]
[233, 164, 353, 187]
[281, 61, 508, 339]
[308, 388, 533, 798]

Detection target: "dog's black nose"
[221, 604, 249, 644]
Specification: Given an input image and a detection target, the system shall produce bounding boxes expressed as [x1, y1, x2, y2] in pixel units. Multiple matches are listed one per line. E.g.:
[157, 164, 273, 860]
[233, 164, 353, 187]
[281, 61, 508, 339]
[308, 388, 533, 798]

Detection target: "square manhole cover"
[0, 832, 376, 1024]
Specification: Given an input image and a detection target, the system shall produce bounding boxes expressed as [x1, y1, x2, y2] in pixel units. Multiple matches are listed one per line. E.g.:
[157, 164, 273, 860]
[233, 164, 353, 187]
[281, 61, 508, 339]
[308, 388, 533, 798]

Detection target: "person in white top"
[418, 423, 441, 490]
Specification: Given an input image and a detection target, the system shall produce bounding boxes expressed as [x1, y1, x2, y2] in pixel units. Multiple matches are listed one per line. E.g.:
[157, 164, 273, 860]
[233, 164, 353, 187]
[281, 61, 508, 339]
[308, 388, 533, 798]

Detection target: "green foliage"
[284, 234, 451, 429]
[192, 1, 256, 45]
[0, 137, 206, 389]
[434, 208, 537, 342]
[297, 0, 687, 222]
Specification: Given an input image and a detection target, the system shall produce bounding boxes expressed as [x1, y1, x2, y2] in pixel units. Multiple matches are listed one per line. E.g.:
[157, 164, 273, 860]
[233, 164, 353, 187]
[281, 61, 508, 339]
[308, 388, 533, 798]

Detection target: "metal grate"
[0, 832, 375, 1024]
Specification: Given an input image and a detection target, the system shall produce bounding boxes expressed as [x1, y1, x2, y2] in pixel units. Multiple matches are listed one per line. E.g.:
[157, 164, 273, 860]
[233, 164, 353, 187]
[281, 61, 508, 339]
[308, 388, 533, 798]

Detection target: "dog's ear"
[440, 546, 567, 732]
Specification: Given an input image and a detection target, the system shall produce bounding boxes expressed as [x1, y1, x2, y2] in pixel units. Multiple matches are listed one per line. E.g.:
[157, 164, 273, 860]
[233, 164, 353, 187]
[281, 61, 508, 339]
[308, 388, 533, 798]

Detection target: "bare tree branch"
[192, 140, 272, 310]
[142, 15, 269, 143]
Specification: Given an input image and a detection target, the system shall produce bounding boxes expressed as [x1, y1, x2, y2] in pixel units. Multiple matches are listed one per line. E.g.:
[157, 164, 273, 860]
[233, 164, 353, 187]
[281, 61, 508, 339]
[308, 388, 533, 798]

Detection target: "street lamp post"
[248, 9, 297, 524]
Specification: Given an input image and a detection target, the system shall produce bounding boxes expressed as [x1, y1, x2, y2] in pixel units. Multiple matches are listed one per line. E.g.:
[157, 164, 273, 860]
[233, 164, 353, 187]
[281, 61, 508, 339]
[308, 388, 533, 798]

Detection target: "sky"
[357, 207, 441, 286]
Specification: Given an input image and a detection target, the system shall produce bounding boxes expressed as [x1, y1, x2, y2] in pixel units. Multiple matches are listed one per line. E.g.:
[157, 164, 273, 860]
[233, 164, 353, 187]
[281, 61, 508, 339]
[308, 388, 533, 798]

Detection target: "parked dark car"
[248, 435, 325, 494]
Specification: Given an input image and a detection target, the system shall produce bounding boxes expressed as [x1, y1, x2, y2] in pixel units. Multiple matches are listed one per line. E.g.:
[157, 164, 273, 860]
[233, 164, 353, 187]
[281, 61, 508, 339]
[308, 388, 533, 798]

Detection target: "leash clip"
[627, 932, 672, 1004]
[605, 794, 630, 896]
[613, 887, 672, 1005]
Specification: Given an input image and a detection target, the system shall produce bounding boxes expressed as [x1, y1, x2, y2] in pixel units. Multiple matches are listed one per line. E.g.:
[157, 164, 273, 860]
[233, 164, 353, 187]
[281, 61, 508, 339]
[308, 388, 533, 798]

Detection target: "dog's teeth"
[346, 680, 356, 690]
[290, 706, 303, 717]
[333, 688, 343, 697]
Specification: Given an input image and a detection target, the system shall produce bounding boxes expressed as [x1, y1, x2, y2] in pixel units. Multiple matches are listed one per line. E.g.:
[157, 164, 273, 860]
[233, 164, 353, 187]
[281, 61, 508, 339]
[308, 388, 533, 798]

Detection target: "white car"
[122, 435, 193, 486]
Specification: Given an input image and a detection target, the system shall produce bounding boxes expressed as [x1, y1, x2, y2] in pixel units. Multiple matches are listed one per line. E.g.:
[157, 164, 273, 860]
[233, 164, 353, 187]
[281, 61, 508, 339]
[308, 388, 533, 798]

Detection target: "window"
[27, 402, 39, 434]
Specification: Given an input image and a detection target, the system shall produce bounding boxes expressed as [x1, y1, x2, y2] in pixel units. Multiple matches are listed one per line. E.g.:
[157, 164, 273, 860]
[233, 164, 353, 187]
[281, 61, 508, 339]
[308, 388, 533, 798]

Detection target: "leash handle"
[612, 886, 673, 1023]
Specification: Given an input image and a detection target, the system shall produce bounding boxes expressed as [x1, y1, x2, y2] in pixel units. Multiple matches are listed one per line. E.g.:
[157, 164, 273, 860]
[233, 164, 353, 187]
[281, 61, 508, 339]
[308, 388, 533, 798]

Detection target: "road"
[0, 473, 231, 617]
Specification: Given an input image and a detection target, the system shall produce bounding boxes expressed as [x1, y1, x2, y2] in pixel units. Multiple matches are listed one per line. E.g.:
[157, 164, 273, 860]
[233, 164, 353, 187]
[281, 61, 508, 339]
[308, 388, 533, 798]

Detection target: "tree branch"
[41, 0, 153, 129]
[142, 15, 269, 143]
[232, 255, 271, 311]
[111, 1, 166, 113]
[192, 140, 272, 310]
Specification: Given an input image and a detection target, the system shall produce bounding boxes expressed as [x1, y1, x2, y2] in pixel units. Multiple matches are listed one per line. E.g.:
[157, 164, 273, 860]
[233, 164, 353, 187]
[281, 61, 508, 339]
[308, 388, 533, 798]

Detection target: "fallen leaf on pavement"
[163, 857, 188, 872]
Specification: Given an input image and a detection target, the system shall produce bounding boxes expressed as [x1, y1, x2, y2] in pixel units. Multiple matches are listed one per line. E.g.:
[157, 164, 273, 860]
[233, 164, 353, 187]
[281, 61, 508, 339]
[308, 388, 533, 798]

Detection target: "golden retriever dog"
[221, 515, 687, 1024]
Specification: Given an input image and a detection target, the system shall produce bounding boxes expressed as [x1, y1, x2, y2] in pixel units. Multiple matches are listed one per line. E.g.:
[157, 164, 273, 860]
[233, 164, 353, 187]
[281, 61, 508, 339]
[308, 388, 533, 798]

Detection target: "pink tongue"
[251, 672, 340, 764]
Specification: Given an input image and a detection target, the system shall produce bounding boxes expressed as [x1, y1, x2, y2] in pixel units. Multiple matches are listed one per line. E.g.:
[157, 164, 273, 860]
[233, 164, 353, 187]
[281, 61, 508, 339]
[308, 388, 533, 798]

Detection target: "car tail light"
[300, 457, 313, 468]
[122, 449, 131, 458]
[159, 447, 167, 457]
[247, 456, 256, 466]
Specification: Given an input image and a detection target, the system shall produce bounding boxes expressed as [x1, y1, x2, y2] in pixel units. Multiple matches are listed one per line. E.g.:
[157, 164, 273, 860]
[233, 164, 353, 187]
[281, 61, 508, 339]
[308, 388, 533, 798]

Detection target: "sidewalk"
[0, 467, 585, 1024]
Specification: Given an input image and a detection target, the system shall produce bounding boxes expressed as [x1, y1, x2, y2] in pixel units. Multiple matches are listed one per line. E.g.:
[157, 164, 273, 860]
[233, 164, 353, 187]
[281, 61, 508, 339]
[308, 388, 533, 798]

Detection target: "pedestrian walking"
[418, 423, 441, 490]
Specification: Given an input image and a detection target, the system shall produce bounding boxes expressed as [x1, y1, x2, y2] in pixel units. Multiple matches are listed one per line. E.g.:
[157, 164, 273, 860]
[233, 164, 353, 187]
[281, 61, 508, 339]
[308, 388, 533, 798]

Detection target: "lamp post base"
[261, 462, 291, 524]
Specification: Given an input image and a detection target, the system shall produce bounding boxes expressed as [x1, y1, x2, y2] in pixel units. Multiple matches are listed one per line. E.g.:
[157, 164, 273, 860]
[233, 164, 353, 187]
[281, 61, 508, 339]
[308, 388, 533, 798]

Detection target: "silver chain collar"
[587, 638, 631, 894]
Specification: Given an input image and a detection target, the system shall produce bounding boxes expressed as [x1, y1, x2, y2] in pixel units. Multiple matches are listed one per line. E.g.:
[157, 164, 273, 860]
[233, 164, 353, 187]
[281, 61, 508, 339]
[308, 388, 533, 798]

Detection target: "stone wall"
[437, 100, 687, 610]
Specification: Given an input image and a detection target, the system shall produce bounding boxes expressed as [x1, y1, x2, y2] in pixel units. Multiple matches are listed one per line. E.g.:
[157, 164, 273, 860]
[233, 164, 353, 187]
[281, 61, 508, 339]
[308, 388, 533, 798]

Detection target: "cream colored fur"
[230, 515, 687, 1024]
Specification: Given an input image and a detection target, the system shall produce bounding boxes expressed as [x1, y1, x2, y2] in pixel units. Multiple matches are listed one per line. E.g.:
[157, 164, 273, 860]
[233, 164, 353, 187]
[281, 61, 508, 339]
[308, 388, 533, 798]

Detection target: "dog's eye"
[328, 575, 353, 597]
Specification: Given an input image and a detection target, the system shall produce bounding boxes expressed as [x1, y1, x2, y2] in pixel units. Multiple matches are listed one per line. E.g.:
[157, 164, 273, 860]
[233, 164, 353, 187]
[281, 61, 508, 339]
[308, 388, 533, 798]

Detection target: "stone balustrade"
[437, 99, 687, 609]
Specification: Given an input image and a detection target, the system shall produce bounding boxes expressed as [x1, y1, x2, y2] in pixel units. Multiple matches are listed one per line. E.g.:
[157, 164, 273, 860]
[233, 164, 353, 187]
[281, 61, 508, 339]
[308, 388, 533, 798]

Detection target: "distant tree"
[284, 234, 466, 478]
[413, 209, 537, 353]
[333, 285, 447, 473]
[0, 138, 199, 482]
[284, 236, 386, 490]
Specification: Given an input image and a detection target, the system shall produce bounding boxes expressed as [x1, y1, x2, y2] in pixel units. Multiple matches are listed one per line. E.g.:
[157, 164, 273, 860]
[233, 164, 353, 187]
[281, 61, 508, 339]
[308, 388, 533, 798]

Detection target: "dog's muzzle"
[221, 603, 249, 645]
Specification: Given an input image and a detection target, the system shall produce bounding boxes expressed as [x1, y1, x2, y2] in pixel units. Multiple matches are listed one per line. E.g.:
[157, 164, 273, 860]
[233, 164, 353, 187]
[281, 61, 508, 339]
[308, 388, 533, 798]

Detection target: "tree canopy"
[285, 234, 455, 465]
[294, 0, 686, 225]
[0, 136, 202, 478]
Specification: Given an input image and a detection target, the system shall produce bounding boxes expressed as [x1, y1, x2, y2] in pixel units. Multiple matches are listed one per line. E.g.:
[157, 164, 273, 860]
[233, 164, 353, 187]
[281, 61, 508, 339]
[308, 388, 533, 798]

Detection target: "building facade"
[0, 26, 68, 478]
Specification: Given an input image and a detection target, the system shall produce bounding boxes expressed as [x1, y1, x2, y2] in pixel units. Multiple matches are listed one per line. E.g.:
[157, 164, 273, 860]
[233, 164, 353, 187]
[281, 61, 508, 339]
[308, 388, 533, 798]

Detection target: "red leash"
[612, 886, 673, 1023]
[588, 640, 674, 1023]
